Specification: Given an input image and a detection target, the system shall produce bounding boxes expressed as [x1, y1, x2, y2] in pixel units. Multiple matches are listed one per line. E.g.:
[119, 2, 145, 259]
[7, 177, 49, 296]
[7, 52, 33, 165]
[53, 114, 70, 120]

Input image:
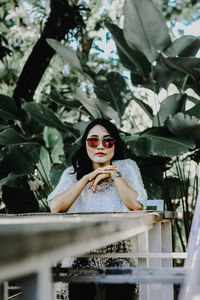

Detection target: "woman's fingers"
[88, 171, 109, 181]
[88, 166, 117, 181]
[92, 173, 109, 193]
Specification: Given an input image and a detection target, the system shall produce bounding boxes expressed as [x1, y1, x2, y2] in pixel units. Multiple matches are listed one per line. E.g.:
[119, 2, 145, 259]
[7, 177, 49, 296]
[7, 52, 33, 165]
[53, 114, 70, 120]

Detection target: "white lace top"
[47, 159, 147, 212]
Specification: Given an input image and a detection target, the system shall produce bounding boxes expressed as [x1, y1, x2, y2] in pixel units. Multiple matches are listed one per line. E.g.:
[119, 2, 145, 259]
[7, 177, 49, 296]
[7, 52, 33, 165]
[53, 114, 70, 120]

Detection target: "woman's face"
[86, 125, 115, 166]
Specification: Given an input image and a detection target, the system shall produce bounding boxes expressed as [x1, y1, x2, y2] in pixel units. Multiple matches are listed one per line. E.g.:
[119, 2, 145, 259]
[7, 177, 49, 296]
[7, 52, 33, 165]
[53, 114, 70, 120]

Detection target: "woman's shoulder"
[61, 165, 76, 177]
[64, 165, 75, 173]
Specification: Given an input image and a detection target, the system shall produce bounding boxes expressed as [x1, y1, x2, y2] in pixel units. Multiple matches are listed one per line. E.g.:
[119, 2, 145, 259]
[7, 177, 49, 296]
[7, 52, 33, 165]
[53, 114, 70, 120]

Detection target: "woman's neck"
[92, 161, 111, 170]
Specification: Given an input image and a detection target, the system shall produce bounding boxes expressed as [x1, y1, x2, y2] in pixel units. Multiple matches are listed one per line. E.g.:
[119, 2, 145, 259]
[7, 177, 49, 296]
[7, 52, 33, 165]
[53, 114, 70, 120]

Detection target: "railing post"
[148, 222, 162, 300]
[138, 215, 174, 300]
[0, 282, 8, 300]
[138, 230, 150, 300]
[161, 220, 173, 300]
[21, 266, 53, 300]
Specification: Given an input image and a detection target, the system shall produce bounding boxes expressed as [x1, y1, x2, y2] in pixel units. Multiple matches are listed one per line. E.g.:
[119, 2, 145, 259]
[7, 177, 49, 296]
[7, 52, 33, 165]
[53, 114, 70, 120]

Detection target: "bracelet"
[110, 171, 122, 181]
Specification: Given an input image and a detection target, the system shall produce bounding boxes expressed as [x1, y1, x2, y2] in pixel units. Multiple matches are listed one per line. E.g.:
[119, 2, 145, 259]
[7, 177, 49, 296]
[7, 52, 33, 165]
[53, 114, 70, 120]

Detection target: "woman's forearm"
[49, 175, 89, 213]
[113, 176, 143, 210]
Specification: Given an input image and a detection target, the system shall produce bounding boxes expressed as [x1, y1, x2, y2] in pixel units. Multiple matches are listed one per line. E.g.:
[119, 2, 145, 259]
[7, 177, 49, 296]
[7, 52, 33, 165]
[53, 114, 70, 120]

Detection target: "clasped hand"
[87, 165, 117, 193]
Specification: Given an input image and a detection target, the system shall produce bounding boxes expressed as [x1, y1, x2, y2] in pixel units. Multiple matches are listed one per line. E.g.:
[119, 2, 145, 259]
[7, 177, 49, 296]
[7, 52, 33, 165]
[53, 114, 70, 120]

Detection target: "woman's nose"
[97, 140, 104, 149]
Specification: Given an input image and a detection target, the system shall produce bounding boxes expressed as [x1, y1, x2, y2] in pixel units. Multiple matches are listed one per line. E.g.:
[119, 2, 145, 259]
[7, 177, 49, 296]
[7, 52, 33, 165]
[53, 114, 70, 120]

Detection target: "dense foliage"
[0, 0, 200, 251]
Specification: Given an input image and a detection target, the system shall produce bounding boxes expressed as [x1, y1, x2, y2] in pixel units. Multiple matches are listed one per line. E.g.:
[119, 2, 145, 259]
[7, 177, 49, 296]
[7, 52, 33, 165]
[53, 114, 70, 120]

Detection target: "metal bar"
[79, 252, 187, 259]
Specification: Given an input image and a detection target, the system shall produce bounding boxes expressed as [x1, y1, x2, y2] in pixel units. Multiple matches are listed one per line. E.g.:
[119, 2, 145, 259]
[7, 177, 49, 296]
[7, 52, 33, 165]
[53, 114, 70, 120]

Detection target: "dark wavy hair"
[72, 118, 125, 180]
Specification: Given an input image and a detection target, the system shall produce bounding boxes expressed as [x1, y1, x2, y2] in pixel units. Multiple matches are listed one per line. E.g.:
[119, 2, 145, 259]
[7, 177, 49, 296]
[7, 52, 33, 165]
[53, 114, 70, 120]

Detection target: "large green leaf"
[36, 146, 51, 185]
[23, 102, 75, 135]
[74, 88, 102, 119]
[106, 22, 151, 76]
[47, 38, 82, 72]
[165, 112, 200, 138]
[163, 176, 189, 199]
[153, 94, 186, 126]
[49, 90, 80, 108]
[94, 72, 129, 119]
[0, 94, 19, 120]
[0, 172, 26, 187]
[131, 94, 153, 119]
[46, 38, 93, 81]
[165, 36, 200, 57]
[187, 96, 200, 105]
[126, 127, 195, 157]
[0, 128, 26, 145]
[152, 35, 200, 90]
[74, 88, 120, 124]
[6, 145, 35, 174]
[154, 55, 182, 90]
[43, 127, 65, 164]
[162, 55, 200, 82]
[49, 163, 66, 187]
[123, 0, 171, 63]
[186, 103, 200, 119]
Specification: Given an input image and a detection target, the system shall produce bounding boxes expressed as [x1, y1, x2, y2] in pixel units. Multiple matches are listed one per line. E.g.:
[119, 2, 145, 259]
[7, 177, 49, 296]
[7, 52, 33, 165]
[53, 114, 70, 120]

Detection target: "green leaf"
[186, 103, 200, 119]
[94, 72, 129, 119]
[165, 36, 200, 57]
[153, 94, 186, 126]
[74, 88, 102, 119]
[162, 55, 200, 82]
[49, 163, 66, 187]
[0, 172, 26, 187]
[49, 90, 80, 108]
[74, 88, 120, 124]
[6, 145, 35, 174]
[36, 146, 51, 184]
[47, 38, 82, 71]
[163, 176, 189, 199]
[126, 127, 195, 157]
[123, 0, 171, 63]
[165, 112, 200, 138]
[46, 38, 93, 81]
[131, 94, 154, 119]
[0, 94, 19, 120]
[154, 55, 181, 90]
[23, 102, 74, 135]
[153, 36, 200, 90]
[106, 22, 151, 75]
[187, 96, 199, 105]
[0, 128, 26, 145]
[43, 127, 64, 163]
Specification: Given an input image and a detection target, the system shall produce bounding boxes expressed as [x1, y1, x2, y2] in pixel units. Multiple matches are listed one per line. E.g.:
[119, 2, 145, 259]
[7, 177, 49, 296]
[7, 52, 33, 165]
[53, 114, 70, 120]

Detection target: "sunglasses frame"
[86, 137, 115, 148]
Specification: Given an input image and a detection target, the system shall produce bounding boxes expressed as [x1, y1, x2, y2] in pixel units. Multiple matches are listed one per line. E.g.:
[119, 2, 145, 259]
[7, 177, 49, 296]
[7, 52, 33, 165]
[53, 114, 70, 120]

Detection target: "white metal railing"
[0, 211, 164, 300]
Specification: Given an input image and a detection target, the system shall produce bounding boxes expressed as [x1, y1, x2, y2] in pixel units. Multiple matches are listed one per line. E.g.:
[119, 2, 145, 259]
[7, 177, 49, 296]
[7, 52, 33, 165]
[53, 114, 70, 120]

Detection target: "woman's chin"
[93, 156, 109, 164]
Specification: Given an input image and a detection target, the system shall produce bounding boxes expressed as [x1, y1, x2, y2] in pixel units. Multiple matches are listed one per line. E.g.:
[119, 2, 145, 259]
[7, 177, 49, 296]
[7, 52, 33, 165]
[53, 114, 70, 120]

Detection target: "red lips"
[95, 152, 105, 156]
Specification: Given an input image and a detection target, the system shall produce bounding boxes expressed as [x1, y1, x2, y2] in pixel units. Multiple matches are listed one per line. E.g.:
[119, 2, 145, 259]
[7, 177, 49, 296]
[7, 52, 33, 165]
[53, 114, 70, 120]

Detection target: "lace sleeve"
[118, 159, 148, 209]
[47, 166, 76, 204]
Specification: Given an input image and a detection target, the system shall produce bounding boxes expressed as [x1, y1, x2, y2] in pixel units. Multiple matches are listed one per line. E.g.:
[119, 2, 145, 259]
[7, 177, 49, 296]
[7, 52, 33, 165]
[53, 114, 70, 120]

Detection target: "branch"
[13, 0, 84, 105]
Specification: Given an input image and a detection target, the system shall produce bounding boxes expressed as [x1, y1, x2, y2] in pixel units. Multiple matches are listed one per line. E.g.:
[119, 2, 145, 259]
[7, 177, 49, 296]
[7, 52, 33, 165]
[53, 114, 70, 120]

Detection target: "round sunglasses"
[87, 137, 115, 148]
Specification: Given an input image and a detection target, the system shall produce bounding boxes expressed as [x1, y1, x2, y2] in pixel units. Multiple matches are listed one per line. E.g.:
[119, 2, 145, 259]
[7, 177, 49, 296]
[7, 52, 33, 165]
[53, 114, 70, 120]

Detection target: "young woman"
[48, 118, 147, 300]
[48, 118, 147, 213]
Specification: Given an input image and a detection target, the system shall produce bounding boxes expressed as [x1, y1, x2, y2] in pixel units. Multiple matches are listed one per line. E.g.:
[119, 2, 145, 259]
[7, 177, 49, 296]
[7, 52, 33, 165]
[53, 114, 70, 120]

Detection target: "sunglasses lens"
[103, 138, 115, 148]
[87, 138, 99, 148]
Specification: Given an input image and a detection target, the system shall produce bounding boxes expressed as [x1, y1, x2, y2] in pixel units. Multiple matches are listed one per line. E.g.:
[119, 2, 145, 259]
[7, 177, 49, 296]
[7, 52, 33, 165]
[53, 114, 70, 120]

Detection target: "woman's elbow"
[135, 201, 143, 210]
[129, 199, 143, 211]
[49, 200, 60, 213]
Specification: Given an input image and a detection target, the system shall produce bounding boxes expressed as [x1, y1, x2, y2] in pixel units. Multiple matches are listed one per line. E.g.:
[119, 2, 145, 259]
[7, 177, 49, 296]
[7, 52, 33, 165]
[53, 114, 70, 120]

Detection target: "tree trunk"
[13, 0, 84, 105]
